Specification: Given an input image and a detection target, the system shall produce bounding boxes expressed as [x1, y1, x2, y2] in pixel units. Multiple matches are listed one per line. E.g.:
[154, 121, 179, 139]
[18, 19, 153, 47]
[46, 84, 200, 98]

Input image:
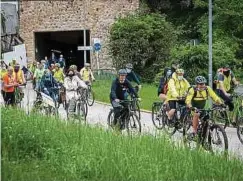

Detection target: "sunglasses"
[198, 83, 205, 86]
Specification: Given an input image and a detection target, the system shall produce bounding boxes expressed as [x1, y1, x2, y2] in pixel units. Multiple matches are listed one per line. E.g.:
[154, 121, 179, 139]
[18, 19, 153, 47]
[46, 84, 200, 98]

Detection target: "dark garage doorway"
[34, 30, 91, 70]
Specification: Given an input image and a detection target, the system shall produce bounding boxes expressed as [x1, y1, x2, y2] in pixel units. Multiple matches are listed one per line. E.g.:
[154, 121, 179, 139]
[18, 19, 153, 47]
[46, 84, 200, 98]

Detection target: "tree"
[109, 13, 177, 82]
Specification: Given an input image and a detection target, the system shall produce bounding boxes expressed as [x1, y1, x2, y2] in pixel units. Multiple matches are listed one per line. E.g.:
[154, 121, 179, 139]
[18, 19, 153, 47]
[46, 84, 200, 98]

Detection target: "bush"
[109, 13, 177, 82]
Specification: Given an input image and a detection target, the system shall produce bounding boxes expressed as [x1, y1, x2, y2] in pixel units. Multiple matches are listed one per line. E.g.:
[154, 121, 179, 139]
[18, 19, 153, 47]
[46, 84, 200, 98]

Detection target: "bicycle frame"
[115, 100, 133, 124]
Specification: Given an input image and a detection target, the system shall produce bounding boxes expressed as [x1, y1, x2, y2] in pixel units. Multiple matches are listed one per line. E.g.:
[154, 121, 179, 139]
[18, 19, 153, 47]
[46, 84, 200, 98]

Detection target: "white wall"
[3, 44, 27, 67]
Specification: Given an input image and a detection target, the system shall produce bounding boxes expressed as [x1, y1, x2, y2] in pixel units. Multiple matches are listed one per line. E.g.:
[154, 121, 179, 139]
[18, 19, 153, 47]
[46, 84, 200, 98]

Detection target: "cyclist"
[58, 54, 66, 69]
[64, 68, 87, 115]
[80, 63, 95, 85]
[41, 59, 49, 69]
[13, 63, 26, 98]
[0, 64, 7, 97]
[40, 69, 59, 102]
[125, 63, 141, 90]
[13, 63, 26, 84]
[53, 63, 64, 84]
[70, 65, 82, 80]
[33, 62, 45, 91]
[2, 66, 17, 106]
[158, 68, 173, 101]
[50, 63, 55, 72]
[165, 68, 190, 123]
[215, 65, 239, 111]
[9, 59, 17, 67]
[110, 69, 139, 129]
[29, 61, 37, 74]
[186, 76, 223, 138]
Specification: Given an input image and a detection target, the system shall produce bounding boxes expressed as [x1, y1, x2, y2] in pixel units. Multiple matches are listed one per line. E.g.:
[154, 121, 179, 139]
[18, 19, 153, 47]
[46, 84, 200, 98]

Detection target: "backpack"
[189, 86, 209, 99]
[163, 81, 169, 94]
[160, 68, 173, 94]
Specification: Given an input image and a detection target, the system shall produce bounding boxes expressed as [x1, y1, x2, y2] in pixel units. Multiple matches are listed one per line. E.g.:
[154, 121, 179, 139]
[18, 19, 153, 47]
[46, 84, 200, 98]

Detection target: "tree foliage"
[146, 0, 243, 81]
[109, 13, 177, 82]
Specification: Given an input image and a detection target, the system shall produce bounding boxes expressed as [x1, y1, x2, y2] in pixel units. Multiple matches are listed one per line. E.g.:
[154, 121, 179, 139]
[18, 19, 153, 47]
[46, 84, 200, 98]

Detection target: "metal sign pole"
[84, 30, 87, 65]
[97, 51, 100, 75]
[27, 81, 30, 115]
[208, 0, 213, 107]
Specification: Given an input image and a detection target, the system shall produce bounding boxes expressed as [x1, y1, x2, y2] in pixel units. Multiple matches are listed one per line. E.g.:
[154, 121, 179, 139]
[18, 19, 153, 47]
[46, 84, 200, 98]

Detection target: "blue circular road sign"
[94, 43, 101, 51]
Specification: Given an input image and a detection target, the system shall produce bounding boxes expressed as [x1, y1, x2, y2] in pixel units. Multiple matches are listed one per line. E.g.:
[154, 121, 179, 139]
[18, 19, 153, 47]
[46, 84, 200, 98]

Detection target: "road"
[1, 82, 243, 159]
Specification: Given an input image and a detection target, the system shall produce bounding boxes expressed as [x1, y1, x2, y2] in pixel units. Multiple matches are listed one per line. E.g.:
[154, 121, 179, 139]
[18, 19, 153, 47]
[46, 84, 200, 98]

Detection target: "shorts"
[168, 100, 185, 109]
[191, 100, 206, 109]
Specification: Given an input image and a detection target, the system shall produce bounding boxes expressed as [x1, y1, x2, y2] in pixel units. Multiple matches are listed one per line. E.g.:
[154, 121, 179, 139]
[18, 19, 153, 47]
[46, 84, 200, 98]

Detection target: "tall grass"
[2, 108, 243, 181]
[93, 79, 159, 110]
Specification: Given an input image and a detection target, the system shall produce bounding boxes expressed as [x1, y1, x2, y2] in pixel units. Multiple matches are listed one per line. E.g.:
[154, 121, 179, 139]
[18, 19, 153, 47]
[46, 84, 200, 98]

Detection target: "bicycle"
[4, 83, 26, 107]
[32, 88, 59, 116]
[212, 92, 243, 144]
[152, 98, 191, 135]
[14, 83, 26, 108]
[183, 105, 228, 154]
[57, 82, 67, 109]
[107, 100, 141, 134]
[66, 87, 88, 123]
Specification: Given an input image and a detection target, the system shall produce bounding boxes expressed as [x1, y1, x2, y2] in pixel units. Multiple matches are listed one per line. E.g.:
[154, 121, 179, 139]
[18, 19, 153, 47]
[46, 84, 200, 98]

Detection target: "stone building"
[19, 0, 139, 70]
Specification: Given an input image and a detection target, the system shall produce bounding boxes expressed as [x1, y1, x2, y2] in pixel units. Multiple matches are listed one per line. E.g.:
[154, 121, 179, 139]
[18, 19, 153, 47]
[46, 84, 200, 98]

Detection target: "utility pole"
[208, 0, 213, 106]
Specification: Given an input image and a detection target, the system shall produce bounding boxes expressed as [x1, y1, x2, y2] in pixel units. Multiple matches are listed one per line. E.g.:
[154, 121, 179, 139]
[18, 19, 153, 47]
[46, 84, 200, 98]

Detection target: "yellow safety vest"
[217, 74, 232, 92]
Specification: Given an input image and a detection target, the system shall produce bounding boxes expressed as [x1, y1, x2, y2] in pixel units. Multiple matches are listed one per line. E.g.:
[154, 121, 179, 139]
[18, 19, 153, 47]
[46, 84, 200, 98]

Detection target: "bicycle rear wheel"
[212, 108, 229, 129]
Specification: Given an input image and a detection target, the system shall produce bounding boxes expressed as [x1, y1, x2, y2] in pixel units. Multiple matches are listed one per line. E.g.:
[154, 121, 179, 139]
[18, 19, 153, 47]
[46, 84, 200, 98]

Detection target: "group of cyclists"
[0, 58, 242, 138]
[0, 58, 96, 116]
[111, 62, 241, 139]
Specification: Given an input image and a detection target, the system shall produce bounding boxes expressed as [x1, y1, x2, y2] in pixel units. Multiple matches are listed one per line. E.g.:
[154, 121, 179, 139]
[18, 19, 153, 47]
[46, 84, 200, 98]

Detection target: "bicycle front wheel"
[87, 88, 95, 106]
[236, 112, 243, 144]
[126, 114, 141, 135]
[207, 124, 228, 153]
[151, 102, 164, 130]
[77, 102, 86, 123]
[134, 101, 141, 120]
[107, 109, 115, 128]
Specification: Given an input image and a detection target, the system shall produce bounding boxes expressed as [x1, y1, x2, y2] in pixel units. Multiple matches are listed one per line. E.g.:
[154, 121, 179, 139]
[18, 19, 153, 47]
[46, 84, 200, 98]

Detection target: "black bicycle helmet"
[195, 76, 207, 84]
[118, 69, 127, 75]
[125, 63, 133, 69]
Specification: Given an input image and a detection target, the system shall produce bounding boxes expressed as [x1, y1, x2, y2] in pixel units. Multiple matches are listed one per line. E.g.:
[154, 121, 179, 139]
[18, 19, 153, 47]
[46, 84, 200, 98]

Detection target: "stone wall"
[19, 0, 139, 69]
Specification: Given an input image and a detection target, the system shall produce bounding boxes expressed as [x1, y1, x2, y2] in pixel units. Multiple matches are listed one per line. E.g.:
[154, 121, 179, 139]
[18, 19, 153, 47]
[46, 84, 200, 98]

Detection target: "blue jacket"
[40, 74, 58, 91]
[110, 78, 138, 101]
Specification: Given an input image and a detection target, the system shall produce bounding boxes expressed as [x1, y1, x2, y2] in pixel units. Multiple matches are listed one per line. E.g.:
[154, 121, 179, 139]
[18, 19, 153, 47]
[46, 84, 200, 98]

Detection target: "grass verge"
[2, 107, 243, 181]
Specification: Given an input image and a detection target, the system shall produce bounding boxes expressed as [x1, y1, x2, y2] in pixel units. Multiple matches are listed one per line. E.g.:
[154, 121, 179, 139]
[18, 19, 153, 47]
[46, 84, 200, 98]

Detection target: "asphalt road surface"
[1, 82, 243, 159]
